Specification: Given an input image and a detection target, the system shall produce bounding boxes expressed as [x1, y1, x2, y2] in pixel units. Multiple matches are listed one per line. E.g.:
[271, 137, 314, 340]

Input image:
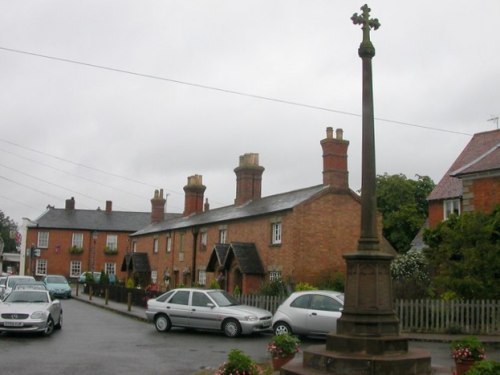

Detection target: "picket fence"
[238, 295, 500, 334]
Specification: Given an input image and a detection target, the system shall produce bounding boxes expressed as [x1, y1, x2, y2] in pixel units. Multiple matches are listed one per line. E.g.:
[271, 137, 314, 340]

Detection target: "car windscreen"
[207, 290, 239, 307]
[46, 276, 68, 284]
[4, 290, 49, 303]
[7, 277, 35, 287]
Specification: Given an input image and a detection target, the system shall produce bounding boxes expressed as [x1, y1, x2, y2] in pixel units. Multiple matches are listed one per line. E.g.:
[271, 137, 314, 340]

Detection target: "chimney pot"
[321, 127, 349, 190]
[234, 153, 265, 205]
[106, 200, 112, 213]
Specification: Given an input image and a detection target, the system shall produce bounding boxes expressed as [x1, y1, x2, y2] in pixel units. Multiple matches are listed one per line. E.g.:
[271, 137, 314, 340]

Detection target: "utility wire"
[0, 46, 472, 136]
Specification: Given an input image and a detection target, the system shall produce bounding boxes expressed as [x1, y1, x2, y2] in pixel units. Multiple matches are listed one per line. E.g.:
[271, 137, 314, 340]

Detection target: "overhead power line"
[0, 46, 472, 136]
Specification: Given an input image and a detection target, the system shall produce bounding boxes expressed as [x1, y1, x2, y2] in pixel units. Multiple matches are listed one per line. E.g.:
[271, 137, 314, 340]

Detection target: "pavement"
[71, 288, 499, 375]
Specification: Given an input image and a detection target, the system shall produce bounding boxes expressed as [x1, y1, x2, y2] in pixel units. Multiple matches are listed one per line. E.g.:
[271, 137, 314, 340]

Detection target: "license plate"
[4, 321, 23, 327]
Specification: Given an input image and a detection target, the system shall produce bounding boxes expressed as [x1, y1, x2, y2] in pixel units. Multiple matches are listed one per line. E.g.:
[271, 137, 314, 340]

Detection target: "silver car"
[272, 290, 344, 337]
[146, 288, 273, 337]
[2, 275, 36, 300]
[0, 289, 63, 336]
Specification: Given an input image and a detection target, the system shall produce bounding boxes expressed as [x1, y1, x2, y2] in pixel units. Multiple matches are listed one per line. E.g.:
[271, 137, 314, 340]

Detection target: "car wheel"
[222, 319, 242, 338]
[154, 314, 171, 332]
[273, 321, 292, 336]
[44, 317, 55, 336]
[55, 313, 63, 330]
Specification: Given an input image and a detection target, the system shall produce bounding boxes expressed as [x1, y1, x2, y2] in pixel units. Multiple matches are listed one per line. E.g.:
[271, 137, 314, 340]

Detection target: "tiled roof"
[451, 144, 500, 177]
[206, 242, 265, 275]
[132, 184, 330, 236]
[121, 252, 151, 272]
[32, 208, 181, 232]
[428, 129, 500, 201]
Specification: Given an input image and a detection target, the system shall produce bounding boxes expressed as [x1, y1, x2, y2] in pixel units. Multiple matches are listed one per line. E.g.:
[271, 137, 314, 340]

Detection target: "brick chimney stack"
[234, 153, 265, 206]
[150, 189, 166, 223]
[183, 175, 206, 216]
[65, 197, 75, 210]
[105, 200, 112, 213]
[321, 127, 349, 191]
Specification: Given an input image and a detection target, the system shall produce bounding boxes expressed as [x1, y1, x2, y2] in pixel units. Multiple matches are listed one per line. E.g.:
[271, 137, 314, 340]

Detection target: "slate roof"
[428, 129, 500, 201]
[121, 252, 151, 272]
[132, 184, 329, 236]
[451, 143, 500, 177]
[32, 208, 181, 232]
[206, 242, 265, 275]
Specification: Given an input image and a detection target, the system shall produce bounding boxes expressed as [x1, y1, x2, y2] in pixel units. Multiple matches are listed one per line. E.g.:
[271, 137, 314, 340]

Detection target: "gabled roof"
[206, 244, 230, 272]
[132, 184, 330, 236]
[121, 252, 151, 273]
[428, 129, 500, 201]
[451, 143, 500, 177]
[32, 208, 180, 232]
[206, 242, 265, 275]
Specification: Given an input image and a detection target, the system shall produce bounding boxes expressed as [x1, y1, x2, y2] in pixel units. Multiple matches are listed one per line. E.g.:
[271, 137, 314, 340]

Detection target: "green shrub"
[259, 279, 287, 296]
[84, 272, 94, 283]
[100, 271, 109, 285]
[233, 285, 241, 297]
[126, 277, 135, 289]
[316, 271, 345, 292]
[467, 360, 500, 375]
[209, 279, 220, 289]
[215, 349, 261, 375]
[294, 282, 317, 291]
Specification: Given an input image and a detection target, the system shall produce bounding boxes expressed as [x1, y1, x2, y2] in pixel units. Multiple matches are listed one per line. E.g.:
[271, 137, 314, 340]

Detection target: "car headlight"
[31, 311, 48, 319]
[243, 315, 258, 322]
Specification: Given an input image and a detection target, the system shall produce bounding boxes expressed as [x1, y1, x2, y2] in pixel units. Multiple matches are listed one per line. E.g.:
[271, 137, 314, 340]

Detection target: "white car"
[0, 289, 63, 336]
[2, 275, 36, 300]
[272, 290, 344, 337]
[146, 288, 273, 337]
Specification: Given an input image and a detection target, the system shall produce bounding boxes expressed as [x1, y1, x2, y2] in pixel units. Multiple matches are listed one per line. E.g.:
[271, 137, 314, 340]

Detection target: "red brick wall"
[469, 176, 500, 213]
[427, 200, 443, 229]
[25, 228, 131, 281]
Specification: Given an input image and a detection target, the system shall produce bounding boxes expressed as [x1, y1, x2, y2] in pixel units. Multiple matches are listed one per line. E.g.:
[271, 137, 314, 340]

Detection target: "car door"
[188, 291, 220, 330]
[306, 294, 343, 334]
[165, 290, 191, 327]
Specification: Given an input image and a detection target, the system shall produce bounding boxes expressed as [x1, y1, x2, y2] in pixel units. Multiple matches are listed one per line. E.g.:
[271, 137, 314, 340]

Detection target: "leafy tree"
[0, 210, 18, 252]
[376, 173, 435, 253]
[423, 207, 500, 299]
[390, 249, 430, 298]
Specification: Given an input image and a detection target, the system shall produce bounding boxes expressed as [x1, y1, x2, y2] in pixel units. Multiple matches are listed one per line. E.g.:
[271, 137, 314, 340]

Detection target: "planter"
[455, 359, 479, 375]
[272, 355, 295, 370]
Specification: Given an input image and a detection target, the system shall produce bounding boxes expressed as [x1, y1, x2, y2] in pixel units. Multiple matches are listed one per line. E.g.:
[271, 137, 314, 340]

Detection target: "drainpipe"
[191, 227, 199, 285]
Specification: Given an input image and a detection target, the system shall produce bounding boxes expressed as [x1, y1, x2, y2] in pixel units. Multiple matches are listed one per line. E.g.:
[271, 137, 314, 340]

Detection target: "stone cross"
[351, 4, 380, 57]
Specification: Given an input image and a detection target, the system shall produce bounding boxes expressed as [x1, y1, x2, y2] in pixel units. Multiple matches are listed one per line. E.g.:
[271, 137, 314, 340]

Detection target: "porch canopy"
[121, 252, 151, 273]
[206, 242, 265, 275]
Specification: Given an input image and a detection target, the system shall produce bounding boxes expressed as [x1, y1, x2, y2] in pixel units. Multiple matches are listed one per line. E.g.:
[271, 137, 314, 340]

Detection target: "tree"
[390, 249, 430, 298]
[423, 207, 500, 299]
[0, 210, 18, 252]
[376, 173, 435, 253]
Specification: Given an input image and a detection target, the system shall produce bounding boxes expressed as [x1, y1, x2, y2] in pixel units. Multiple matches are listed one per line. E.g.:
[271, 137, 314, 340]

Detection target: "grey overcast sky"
[0, 1, 499, 225]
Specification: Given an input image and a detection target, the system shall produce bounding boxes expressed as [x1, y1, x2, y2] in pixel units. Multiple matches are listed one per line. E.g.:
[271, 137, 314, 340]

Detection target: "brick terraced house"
[24, 198, 180, 281]
[25, 128, 394, 292]
[427, 129, 500, 228]
[130, 127, 394, 293]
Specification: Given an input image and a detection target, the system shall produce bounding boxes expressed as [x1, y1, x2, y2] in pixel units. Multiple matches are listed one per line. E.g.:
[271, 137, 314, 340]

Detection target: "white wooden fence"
[238, 295, 500, 334]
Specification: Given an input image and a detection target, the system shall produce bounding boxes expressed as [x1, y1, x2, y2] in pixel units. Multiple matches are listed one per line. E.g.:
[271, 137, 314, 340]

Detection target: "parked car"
[0, 289, 63, 336]
[0, 276, 6, 298]
[13, 281, 48, 292]
[78, 272, 116, 284]
[2, 275, 36, 300]
[146, 288, 273, 338]
[272, 290, 344, 337]
[43, 275, 71, 299]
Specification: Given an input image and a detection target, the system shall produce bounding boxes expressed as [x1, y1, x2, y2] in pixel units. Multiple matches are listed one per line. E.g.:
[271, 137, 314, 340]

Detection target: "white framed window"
[444, 198, 461, 220]
[198, 270, 206, 286]
[201, 230, 208, 248]
[269, 270, 282, 281]
[132, 241, 137, 253]
[151, 270, 158, 284]
[219, 229, 227, 244]
[104, 262, 116, 275]
[36, 259, 48, 276]
[166, 235, 172, 253]
[72, 233, 84, 248]
[106, 234, 118, 251]
[70, 261, 82, 277]
[271, 222, 282, 245]
[37, 232, 49, 248]
[153, 238, 159, 254]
